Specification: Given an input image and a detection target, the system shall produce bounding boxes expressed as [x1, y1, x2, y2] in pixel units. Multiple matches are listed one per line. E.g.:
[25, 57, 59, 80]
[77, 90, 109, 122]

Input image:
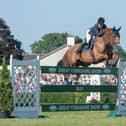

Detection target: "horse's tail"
[57, 49, 70, 67]
[62, 50, 70, 66]
[57, 59, 64, 66]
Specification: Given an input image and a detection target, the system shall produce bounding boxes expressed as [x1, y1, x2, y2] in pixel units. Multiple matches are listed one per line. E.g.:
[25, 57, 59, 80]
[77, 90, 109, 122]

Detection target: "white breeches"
[86, 29, 91, 43]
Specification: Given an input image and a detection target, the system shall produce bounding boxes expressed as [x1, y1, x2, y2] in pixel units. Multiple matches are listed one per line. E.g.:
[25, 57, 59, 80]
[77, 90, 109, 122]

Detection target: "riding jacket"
[89, 23, 107, 36]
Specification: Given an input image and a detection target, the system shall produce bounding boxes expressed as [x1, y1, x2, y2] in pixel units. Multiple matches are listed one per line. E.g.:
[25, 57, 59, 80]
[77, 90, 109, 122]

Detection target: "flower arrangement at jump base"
[0, 57, 13, 118]
[86, 96, 100, 104]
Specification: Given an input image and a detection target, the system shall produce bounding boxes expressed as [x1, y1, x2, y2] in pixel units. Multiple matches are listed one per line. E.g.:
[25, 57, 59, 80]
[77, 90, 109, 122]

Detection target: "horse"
[62, 27, 121, 67]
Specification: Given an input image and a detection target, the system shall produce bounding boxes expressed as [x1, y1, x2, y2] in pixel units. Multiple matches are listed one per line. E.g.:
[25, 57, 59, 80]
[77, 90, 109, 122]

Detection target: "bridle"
[111, 27, 121, 52]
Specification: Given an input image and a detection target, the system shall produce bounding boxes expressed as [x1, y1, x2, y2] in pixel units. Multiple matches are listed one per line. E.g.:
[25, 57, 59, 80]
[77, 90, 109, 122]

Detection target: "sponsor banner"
[41, 66, 118, 75]
[42, 104, 115, 112]
[42, 85, 117, 92]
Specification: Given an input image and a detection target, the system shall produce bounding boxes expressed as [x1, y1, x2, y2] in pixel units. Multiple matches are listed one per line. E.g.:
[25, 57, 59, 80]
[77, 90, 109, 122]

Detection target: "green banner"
[41, 85, 117, 92]
[41, 103, 115, 112]
[41, 66, 118, 75]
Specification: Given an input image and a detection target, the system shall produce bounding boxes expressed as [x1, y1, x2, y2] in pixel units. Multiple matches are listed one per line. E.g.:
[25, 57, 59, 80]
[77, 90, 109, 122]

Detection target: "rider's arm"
[95, 30, 104, 36]
[89, 24, 104, 36]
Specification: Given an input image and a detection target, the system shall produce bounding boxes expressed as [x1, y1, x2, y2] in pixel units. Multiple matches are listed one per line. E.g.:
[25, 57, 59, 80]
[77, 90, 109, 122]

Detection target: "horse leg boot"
[107, 53, 119, 67]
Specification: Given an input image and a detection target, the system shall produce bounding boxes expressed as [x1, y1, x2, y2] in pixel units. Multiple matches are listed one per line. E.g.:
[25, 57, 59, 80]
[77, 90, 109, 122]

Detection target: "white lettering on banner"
[71, 105, 90, 110]
[90, 105, 101, 110]
[58, 68, 70, 73]
[76, 87, 84, 91]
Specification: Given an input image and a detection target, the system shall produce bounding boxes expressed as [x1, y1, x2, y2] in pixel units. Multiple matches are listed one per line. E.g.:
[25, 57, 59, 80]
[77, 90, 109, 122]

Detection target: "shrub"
[0, 57, 13, 112]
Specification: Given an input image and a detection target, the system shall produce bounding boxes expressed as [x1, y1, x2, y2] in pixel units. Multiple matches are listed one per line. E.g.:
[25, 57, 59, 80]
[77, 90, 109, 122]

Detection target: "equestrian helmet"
[97, 17, 105, 25]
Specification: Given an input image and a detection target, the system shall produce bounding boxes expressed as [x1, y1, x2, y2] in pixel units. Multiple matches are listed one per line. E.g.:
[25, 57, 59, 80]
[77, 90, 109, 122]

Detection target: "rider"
[77, 17, 107, 54]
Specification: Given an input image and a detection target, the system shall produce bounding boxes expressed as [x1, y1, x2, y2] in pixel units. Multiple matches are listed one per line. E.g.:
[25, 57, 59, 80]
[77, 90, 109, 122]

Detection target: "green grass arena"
[0, 111, 126, 126]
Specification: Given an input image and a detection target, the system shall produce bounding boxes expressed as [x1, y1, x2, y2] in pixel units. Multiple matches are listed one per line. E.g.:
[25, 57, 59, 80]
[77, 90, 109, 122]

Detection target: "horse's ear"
[112, 26, 115, 31]
[118, 26, 121, 31]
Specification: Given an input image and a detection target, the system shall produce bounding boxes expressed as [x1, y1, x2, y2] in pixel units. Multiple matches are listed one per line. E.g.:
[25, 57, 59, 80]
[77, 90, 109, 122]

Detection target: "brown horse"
[62, 27, 121, 67]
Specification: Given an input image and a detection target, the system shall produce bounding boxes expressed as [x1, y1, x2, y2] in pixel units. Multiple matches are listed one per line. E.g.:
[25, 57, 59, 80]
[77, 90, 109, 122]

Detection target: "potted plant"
[0, 57, 13, 118]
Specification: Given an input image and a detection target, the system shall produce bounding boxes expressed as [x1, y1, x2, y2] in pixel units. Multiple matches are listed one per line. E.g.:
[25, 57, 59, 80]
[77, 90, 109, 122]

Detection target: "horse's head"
[103, 26, 121, 47]
[112, 26, 121, 47]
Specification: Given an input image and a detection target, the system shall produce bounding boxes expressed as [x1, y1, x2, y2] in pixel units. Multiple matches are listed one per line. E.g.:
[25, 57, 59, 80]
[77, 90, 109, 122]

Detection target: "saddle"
[76, 38, 94, 54]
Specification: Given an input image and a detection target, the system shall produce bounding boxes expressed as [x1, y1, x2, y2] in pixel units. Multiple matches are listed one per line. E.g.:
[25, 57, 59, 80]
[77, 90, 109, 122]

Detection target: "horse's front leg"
[107, 53, 119, 67]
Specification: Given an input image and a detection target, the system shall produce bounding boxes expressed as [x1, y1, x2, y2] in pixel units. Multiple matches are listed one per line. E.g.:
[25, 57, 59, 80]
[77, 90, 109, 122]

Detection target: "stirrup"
[82, 42, 88, 49]
[76, 49, 81, 54]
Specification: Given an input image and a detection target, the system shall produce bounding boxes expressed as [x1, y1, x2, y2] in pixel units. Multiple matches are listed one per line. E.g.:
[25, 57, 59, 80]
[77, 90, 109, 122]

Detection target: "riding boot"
[76, 43, 86, 54]
[84, 43, 89, 49]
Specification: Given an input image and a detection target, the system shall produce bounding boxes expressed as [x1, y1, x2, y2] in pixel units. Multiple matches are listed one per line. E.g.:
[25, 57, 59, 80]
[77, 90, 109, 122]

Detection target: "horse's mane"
[99, 28, 113, 44]
[102, 28, 112, 36]
[105, 27, 112, 33]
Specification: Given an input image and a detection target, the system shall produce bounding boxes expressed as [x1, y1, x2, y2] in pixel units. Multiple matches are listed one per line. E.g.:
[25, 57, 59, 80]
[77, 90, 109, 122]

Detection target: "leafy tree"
[0, 18, 24, 64]
[75, 36, 83, 44]
[118, 46, 126, 61]
[31, 32, 82, 54]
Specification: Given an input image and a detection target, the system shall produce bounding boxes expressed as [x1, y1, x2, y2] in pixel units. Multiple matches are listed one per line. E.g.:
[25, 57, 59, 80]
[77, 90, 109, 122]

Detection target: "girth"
[89, 50, 96, 62]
